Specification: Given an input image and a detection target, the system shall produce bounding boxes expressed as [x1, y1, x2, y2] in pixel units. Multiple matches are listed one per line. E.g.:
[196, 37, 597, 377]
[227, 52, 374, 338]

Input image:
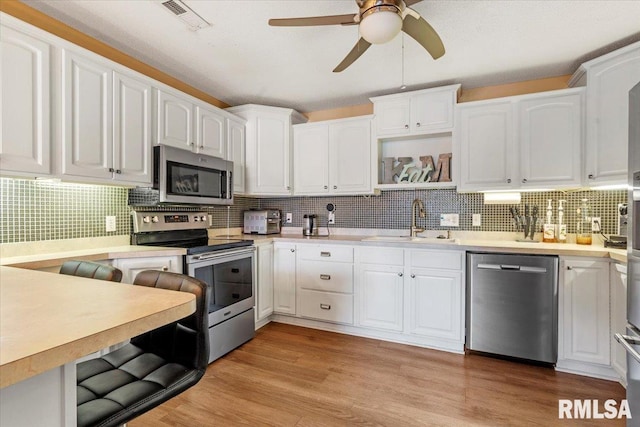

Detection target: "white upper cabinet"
[154, 88, 194, 151]
[227, 104, 307, 196]
[60, 48, 152, 185]
[457, 101, 515, 191]
[195, 103, 226, 158]
[61, 49, 114, 180]
[226, 116, 246, 194]
[456, 88, 584, 192]
[371, 85, 460, 137]
[570, 41, 640, 186]
[113, 72, 152, 184]
[0, 20, 51, 176]
[293, 116, 372, 196]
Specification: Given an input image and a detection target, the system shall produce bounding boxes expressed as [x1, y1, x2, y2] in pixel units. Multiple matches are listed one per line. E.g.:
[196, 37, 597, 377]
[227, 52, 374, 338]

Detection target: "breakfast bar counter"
[0, 266, 195, 426]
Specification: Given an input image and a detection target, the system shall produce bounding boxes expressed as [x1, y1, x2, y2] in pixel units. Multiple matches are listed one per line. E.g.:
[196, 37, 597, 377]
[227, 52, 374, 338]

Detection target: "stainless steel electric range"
[131, 211, 255, 363]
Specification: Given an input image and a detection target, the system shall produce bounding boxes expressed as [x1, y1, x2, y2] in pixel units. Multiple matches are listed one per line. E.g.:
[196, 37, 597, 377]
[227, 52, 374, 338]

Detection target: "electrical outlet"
[105, 216, 116, 232]
[472, 214, 481, 227]
[286, 213, 292, 224]
[592, 217, 602, 232]
[328, 212, 335, 225]
[440, 213, 459, 227]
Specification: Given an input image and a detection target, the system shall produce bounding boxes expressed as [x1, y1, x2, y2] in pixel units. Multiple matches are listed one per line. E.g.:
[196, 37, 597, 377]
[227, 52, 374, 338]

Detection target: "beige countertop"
[0, 266, 195, 389]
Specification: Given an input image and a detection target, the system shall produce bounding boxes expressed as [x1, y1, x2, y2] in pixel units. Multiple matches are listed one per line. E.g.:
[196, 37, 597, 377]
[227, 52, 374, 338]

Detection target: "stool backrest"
[60, 260, 123, 282]
[131, 270, 209, 371]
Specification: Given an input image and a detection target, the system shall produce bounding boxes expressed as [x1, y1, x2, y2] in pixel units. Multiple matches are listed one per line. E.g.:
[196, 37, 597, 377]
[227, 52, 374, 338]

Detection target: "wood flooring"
[130, 322, 626, 426]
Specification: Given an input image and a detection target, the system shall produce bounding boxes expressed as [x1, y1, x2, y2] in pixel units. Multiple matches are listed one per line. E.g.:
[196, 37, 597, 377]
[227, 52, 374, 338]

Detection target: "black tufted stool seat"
[60, 260, 123, 282]
[76, 270, 209, 427]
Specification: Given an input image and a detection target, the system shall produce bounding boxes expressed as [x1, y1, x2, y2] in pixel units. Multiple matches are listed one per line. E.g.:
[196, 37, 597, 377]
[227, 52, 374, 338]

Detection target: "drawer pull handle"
[320, 274, 331, 280]
[320, 304, 331, 310]
[320, 251, 331, 257]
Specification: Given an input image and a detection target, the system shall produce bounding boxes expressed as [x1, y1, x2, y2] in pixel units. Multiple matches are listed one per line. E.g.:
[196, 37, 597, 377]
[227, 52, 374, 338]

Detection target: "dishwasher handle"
[615, 333, 640, 364]
[477, 263, 548, 273]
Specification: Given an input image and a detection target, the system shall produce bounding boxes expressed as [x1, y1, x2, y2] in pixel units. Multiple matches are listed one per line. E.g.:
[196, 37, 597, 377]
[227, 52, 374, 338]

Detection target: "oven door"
[155, 145, 233, 205]
[187, 247, 255, 326]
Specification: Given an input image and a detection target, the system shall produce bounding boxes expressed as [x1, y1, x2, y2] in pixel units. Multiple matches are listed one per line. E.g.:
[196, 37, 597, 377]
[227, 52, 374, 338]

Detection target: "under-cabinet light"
[483, 192, 522, 205]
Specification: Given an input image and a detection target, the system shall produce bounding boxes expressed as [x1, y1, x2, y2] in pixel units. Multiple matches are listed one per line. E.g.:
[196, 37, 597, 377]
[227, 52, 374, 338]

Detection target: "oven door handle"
[190, 247, 255, 261]
[615, 333, 640, 364]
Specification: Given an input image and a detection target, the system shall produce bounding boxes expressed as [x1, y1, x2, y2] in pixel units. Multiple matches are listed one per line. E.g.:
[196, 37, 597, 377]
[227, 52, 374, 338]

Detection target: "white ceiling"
[22, 0, 640, 113]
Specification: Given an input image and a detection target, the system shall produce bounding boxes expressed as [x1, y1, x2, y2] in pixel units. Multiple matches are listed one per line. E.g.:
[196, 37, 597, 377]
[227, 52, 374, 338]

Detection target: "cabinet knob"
[190, 142, 195, 146]
[411, 274, 416, 278]
[290, 248, 295, 252]
[398, 272, 403, 277]
[522, 178, 528, 183]
[108, 167, 115, 172]
[162, 266, 168, 271]
[116, 169, 122, 174]
[333, 185, 337, 190]
[567, 266, 572, 270]
[320, 304, 331, 310]
[588, 174, 595, 180]
[506, 178, 511, 183]
[199, 145, 204, 149]
[404, 124, 409, 129]
[324, 185, 328, 189]
[286, 186, 291, 190]
[416, 122, 421, 127]
[320, 274, 331, 280]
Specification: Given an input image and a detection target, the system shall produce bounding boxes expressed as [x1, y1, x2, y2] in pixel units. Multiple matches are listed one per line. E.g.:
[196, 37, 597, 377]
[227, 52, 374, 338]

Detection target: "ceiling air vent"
[158, 0, 210, 31]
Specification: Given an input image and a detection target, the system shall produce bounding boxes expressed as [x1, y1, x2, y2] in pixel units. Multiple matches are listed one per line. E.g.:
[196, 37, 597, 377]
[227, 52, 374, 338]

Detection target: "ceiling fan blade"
[333, 38, 372, 73]
[402, 14, 445, 59]
[269, 14, 356, 27]
[404, 0, 423, 6]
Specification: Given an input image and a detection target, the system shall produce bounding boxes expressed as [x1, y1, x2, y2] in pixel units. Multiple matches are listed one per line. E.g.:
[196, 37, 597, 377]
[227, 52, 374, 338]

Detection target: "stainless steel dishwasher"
[466, 252, 559, 364]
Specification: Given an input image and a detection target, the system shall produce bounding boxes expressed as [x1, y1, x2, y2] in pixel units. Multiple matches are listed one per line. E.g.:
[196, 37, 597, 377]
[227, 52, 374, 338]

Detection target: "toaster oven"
[243, 210, 281, 235]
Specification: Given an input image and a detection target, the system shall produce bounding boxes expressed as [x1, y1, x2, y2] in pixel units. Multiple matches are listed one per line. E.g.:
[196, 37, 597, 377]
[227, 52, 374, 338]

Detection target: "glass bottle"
[576, 199, 592, 245]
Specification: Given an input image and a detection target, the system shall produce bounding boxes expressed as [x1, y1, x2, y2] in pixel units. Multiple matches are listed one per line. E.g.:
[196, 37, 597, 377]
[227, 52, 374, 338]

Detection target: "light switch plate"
[440, 213, 460, 227]
[328, 212, 335, 225]
[286, 213, 293, 224]
[105, 216, 116, 232]
[472, 214, 481, 227]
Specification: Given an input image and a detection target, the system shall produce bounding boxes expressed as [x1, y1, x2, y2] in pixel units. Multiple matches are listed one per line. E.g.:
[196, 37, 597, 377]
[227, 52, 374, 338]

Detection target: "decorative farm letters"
[381, 153, 452, 184]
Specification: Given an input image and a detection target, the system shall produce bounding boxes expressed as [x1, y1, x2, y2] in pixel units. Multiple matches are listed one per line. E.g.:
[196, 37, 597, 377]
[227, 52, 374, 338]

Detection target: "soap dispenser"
[543, 199, 556, 243]
[557, 200, 567, 243]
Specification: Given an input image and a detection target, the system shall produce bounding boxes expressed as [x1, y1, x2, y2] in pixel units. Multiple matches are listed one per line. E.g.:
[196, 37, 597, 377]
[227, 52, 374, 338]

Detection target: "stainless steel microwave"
[154, 145, 233, 205]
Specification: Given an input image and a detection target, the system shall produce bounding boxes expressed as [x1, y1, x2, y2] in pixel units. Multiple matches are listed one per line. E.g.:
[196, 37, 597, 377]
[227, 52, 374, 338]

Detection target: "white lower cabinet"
[113, 255, 182, 284]
[357, 263, 404, 332]
[273, 243, 296, 315]
[611, 263, 628, 383]
[557, 257, 614, 379]
[256, 243, 274, 322]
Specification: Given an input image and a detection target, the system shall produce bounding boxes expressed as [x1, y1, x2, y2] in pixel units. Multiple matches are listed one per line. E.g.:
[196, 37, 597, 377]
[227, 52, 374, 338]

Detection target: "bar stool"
[76, 270, 209, 427]
[59, 260, 123, 282]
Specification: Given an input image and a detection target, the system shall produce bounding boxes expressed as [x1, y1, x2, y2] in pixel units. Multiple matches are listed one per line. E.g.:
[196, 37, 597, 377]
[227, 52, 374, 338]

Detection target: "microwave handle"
[227, 171, 232, 199]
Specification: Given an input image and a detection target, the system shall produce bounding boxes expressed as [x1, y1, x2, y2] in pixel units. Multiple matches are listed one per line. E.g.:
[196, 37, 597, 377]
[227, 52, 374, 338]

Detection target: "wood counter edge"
[0, 294, 195, 389]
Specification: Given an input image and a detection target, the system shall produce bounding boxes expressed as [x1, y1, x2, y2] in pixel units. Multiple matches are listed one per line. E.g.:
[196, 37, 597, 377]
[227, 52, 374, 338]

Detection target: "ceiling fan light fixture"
[359, 6, 403, 44]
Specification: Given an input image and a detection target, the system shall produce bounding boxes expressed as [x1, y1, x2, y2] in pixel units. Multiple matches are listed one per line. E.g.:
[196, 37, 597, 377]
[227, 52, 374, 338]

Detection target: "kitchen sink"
[361, 236, 459, 244]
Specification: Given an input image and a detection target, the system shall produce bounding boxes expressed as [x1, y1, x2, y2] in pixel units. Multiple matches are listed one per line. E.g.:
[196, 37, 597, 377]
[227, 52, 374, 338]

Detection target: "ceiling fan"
[268, 0, 445, 73]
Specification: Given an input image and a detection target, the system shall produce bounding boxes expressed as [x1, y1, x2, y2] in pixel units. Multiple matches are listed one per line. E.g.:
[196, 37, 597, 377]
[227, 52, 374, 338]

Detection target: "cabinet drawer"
[298, 289, 353, 324]
[358, 247, 404, 265]
[409, 250, 463, 270]
[297, 260, 353, 293]
[296, 245, 353, 262]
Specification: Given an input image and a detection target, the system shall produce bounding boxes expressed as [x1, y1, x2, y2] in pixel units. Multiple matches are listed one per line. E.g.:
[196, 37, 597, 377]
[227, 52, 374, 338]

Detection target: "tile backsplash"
[0, 177, 628, 244]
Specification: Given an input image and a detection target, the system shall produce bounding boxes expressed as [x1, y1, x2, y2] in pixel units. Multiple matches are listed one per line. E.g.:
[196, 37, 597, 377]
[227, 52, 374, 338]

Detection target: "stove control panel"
[132, 211, 210, 233]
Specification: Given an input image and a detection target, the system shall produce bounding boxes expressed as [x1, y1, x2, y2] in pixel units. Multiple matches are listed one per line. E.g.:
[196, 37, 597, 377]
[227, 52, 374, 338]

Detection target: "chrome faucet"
[410, 198, 426, 237]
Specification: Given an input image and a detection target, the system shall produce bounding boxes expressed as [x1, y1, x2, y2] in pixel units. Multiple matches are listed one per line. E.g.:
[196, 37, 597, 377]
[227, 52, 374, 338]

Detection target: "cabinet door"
[252, 113, 291, 194]
[410, 91, 454, 132]
[586, 48, 640, 185]
[256, 244, 274, 321]
[406, 268, 463, 341]
[114, 256, 182, 284]
[374, 98, 411, 136]
[611, 264, 628, 381]
[61, 49, 113, 179]
[0, 25, 50, 175]
[561, 259, 610, 365]
[155, 89, 193, 150]
[457, 101, 516, 191]
[227, 117, 246, 194]
[329, 119, 371, 194]
[274, 243, 296, 315]
[113, 72, 151, 184]
[293, 124, 329, 195]
[519, 91, 583, 188]
[195, 105, 225, 158]
[357, 264, 404, 332]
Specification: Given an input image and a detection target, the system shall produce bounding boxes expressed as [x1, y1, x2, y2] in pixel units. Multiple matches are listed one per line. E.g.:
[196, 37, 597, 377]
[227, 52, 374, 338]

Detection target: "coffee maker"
[303, 214, 317, 236]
